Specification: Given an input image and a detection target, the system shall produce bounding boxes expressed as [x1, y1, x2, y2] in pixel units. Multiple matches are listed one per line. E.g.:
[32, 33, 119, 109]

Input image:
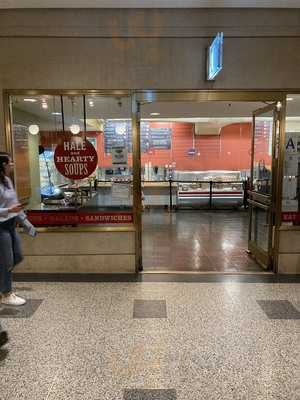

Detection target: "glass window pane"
[10, 95, 63, 205]
[252, 112, 273, 195]
[10, 94, 133, 227]
[84, 95, 132, 210]
[250, 206, 269, 252]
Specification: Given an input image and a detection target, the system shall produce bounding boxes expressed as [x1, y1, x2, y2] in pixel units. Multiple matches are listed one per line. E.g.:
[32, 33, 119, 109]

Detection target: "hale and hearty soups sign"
[54, 139, 98, 180]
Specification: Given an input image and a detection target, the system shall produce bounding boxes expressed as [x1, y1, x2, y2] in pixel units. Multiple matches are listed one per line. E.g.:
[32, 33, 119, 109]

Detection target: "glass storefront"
[10, 95, 262, 220]
[6, 90, 297, 273]
[10, 94, 134, 227]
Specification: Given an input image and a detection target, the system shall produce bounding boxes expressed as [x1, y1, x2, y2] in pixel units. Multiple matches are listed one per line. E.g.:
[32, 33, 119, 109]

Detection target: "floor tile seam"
[13, 275, 300, 284]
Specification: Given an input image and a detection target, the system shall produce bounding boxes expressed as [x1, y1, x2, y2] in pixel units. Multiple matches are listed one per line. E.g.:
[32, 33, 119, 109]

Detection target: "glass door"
[248, 103, 281, 269]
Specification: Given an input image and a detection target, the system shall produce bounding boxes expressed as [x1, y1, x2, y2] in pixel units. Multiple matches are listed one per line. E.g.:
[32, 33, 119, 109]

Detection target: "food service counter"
[142, 181, 178, 208]
[177, 181, 246, 209]
[94, 181, 178, 208]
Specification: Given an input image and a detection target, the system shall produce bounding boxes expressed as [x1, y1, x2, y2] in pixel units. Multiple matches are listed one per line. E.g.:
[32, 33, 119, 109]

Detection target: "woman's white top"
[0, 177, 19, 223]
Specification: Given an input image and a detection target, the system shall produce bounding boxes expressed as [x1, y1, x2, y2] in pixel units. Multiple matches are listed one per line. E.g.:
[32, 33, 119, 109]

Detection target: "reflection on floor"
[1, 280, 299, 399]
[142, 210, 263, 272]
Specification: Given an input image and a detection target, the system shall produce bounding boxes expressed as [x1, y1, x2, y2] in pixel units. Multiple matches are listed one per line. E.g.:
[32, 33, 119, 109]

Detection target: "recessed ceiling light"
[150, 112, 160, 116]
[52, 112, 62, 116]
[287, 97, 294, 101]
[23, 98, 37, 103]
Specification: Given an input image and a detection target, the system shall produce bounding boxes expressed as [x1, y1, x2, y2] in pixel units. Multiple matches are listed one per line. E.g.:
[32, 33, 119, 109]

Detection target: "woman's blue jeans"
[0, 218, 23, 294]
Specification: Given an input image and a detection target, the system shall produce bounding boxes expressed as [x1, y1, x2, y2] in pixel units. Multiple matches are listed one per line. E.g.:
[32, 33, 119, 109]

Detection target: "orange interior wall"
[41, 122, 254, 171]
[97, 122, 253, 171]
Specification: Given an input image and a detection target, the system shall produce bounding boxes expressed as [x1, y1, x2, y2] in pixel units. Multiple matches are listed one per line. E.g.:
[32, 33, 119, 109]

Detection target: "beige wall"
[1, 8, 300, 149]
[1, 37, 300, 91]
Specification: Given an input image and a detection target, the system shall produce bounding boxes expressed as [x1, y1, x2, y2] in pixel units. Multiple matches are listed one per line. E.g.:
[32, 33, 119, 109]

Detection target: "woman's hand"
[8, 204, 23, 213]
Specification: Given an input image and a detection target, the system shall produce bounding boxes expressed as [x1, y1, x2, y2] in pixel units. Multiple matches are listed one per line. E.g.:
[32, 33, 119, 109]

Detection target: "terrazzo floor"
[1, 279, 299, 399]
[142, 210, 263, 272]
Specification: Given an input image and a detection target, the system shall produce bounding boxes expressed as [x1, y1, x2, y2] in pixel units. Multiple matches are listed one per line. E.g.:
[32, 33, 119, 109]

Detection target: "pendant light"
[28, 124, 39, 135]
[69, 97, 80, 135]
[70, 124, 81, 135]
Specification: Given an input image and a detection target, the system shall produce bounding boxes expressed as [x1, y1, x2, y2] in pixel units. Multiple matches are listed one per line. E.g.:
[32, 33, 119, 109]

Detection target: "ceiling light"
[150, 112, 160, 116]
[70, 124, 80, 135]
[52, 112, 62, 116]
[287, 97, 294, 101]
[24, 98, 37, 103]
[28, 124, 39, 135]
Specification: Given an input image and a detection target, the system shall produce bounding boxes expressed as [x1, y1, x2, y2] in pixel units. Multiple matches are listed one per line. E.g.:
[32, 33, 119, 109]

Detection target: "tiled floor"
[257, 300, 300, 320]
[0, 279, 299, 400]
[123, 389, 177, 399]
[133, 300, 167, 319]
[142, 210, 263, 272]
[0, 299, 43, 318]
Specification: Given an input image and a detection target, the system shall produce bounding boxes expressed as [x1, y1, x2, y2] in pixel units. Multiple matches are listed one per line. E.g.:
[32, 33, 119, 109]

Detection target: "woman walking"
[0, 152, 36, 307]
[0, 151, 37, 347]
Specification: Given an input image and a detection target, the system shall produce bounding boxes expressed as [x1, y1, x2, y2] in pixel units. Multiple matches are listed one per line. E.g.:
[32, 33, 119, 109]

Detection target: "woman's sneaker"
[0, 331, 8, 348]
[1, 293, 26, 306]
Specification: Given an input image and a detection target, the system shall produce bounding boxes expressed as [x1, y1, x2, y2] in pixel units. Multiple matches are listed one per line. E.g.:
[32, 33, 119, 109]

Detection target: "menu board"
[12, 124, 31, 201]
[140, 122, 151, 152]
[104, 120, 131, 153]
[103, 120, 172, 153]
[149, 127, 171, 149]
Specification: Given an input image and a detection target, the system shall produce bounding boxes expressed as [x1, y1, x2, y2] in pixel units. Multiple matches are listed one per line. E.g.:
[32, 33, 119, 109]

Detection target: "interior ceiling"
[142, 101, 265, 119]
[1, 0, 300, 7]
[12, 96, 300, 123]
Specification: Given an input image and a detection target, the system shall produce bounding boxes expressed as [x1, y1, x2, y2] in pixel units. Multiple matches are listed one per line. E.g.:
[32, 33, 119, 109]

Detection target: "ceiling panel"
[12, 97, 300, 127]
[1, 0, 300, 8]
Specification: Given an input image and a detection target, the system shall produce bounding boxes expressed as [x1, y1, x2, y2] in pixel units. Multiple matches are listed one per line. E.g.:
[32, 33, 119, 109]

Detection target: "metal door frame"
[248, 103, 278, 269]
[133, 90, 285, 272]
[248, 103, 283, 270]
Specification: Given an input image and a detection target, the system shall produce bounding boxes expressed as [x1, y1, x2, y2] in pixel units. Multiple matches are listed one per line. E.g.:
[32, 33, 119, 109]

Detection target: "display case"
[142, 181, 177, 208]
[175, 170, 247, 209]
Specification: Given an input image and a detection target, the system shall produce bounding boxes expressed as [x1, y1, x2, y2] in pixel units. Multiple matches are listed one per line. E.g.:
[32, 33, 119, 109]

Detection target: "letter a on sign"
[286, 137, 296, 152]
